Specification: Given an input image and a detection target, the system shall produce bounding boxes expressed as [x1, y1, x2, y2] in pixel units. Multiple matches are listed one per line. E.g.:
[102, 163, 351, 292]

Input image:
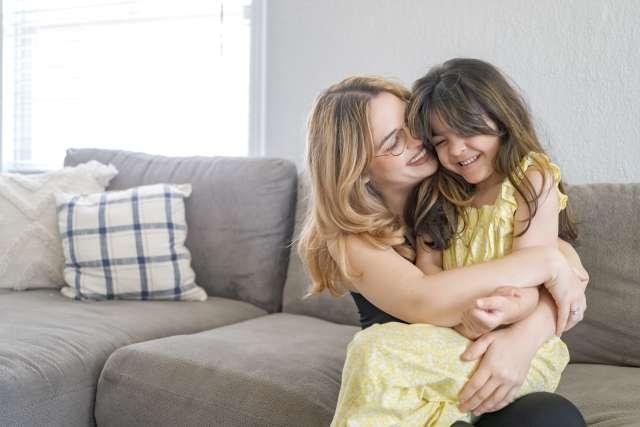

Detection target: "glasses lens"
[390, 131, 406, 156]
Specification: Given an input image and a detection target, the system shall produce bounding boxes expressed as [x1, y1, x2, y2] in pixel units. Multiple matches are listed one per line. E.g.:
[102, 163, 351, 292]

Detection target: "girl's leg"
[474, 392, 585, 427]
[332, 322, 571, 427]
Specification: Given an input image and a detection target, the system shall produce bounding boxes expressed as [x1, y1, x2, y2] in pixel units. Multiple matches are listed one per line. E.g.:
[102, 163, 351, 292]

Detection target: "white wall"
[265, 0, 640, 184]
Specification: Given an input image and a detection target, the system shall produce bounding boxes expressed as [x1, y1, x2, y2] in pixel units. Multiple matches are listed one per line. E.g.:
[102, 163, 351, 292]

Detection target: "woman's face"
[368, 92, 438, 191]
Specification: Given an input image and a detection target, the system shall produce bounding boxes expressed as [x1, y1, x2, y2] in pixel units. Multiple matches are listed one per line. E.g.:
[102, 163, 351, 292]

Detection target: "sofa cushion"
[0, 160, 117, 291]
[557, 363, 640, 426]
[562, 183, 640, 367]
[95, 313, 359, 427]
[64, 148, 297, 313]
[56, 183, 206, 301]
[282, 174, 360, 326]
[0, 289, 266, 426]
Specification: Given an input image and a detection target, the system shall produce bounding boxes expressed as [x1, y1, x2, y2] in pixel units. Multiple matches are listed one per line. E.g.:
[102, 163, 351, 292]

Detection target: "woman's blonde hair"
[298, 76, 413, 297]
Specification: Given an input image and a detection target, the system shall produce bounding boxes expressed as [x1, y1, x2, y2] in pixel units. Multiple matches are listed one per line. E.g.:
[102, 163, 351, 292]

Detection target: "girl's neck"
[475, 170, 504, 191]
[472, 171, 505, 207]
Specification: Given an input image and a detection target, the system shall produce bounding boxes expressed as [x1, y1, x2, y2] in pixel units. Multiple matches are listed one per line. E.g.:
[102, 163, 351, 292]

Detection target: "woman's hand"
[543, 251, 587, 335]
[458, 325, 538, 416]
[557, 239, 589, 332]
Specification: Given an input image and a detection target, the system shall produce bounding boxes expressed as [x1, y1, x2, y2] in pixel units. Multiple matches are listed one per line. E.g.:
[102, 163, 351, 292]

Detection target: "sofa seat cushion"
[0, 289, 266, 426]
[557, 363, 640, 426]
[95, 313, 359, 427]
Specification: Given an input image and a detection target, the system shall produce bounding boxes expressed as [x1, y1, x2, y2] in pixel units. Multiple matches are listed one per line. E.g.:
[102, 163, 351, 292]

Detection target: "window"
[2, 0, 254, 171]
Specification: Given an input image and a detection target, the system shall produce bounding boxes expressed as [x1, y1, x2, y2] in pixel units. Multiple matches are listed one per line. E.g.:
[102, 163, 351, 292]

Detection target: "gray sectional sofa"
[1, 148, 639, 426]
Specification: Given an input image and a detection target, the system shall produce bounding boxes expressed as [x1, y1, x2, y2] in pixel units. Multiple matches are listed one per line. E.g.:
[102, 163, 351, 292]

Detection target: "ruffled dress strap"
[496, 151, 568, 212]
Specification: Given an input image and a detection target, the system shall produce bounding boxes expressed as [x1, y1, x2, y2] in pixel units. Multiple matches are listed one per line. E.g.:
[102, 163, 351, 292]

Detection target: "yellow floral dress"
[331, 152, 570, 427]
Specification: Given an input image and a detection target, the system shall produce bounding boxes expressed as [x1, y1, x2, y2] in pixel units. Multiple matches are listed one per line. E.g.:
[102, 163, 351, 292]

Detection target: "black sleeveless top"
[350, 292, 407, 329]
[349, 233, 414, 330]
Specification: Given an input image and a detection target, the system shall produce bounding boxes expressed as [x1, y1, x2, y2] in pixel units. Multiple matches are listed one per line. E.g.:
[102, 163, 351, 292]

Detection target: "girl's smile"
[430, 115, 501, 190]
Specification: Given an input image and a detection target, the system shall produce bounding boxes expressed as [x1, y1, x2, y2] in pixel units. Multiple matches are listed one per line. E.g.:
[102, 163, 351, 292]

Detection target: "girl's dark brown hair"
[407, 58, 577, 242]
[403, 164, 470, 251]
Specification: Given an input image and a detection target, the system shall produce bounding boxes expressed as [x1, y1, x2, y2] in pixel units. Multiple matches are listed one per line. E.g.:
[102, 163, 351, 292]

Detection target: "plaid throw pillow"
[55, 183, 207, 301]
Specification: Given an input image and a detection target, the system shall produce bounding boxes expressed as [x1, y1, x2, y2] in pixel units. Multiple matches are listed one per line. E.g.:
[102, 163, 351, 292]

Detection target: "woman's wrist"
[545, 247, 565, 282]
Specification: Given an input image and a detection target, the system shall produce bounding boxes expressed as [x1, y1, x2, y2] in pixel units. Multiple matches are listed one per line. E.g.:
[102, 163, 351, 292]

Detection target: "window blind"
[2, 0, 252, 171]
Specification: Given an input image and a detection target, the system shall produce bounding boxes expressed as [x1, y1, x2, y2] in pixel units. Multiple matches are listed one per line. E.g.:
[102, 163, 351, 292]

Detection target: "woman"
[299, 76, 587, 426]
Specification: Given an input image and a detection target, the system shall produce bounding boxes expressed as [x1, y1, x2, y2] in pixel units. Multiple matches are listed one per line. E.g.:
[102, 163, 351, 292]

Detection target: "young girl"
[398, 57, 584, 423]
[300, 76, 587, 427]
[407, 58, 584, 342]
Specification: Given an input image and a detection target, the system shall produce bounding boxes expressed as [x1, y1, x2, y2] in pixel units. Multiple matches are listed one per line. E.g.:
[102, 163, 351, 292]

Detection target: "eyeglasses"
[374, 128, 407, 157]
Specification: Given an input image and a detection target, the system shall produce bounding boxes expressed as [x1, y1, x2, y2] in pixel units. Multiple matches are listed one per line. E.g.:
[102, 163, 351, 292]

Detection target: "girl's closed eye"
[431, 137, 446, 147]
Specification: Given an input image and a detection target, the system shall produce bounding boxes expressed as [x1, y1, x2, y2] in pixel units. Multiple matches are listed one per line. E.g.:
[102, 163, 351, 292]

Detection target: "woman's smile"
[406, 147, 431, 166]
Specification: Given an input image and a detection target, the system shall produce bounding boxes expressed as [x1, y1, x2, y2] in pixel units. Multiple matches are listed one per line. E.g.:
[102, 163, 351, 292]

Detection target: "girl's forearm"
[503, 287, 540, 325]
[510, 288, 557, 350]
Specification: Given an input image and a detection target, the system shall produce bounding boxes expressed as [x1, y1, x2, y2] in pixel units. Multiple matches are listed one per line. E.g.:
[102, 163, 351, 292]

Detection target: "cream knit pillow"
[0, 161, 118, 290]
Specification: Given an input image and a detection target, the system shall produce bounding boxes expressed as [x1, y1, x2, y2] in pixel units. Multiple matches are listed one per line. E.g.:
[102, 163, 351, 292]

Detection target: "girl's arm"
[414, 238, 443, 275]
[473, 166, 563, 326]
[512, 166, 561, 249]
[345, 234, 570, 326]
[511, 166, 573, 333]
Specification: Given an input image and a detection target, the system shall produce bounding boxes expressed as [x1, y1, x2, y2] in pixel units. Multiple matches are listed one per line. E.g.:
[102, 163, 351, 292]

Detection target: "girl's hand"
[455, 286, 541, 339]
[454, 306, 504, 340]
[458, 325, 537, 416]
[454, 287, 523, 339]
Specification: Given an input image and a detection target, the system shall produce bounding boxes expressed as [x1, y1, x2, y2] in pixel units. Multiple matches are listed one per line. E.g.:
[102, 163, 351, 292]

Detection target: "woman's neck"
[378, 185, 411, 222]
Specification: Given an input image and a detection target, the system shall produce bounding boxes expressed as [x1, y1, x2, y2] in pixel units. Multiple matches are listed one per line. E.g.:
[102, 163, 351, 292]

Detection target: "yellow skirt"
[331, 322, 569, 427]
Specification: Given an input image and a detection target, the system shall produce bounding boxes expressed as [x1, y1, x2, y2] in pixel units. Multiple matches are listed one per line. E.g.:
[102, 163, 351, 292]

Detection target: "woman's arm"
[458, 289, 558, 415]
[345, 235, 569, 326]
[445, 238, 588, 339]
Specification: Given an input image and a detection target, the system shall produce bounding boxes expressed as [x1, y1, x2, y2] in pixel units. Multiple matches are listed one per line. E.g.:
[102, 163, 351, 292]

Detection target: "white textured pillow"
[55, 183, 207, 301]
[0, 161, 118, 290]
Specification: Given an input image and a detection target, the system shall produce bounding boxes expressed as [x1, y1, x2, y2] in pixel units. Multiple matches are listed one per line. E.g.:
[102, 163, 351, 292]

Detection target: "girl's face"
[368, 92, 438, 191]
[430, 114, 501, 188]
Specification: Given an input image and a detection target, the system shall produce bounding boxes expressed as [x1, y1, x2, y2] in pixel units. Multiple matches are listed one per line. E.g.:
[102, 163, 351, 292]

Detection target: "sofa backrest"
[285, 177, 640, 367]
[64, 148, 297, 313]
[562, 183, 640, 367]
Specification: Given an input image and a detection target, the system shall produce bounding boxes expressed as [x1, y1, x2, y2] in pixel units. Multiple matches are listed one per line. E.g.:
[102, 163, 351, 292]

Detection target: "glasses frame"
[374, 128, 408, 157]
